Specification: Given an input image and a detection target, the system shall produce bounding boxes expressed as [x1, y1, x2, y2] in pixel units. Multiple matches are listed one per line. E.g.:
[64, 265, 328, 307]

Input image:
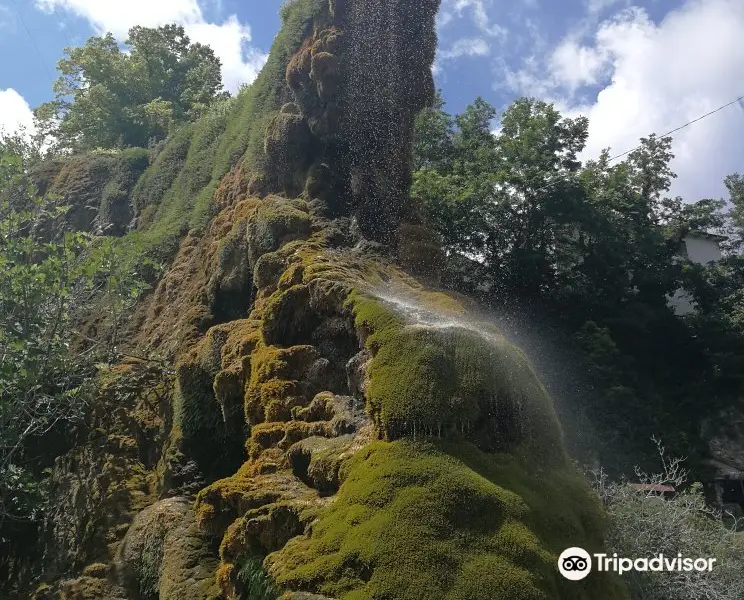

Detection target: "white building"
[668, 232, 726, 316]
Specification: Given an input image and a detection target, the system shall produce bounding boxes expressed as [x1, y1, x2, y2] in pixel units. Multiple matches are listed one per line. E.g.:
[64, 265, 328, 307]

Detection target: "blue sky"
[1, 0, 743, 201]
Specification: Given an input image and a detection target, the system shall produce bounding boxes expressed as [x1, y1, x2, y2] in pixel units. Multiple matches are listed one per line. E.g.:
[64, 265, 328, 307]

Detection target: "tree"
[0, 148, 91, 531]
[412, 96, 744, 471]
[34, 25, 225, 152]
[724, 174, 744, 250]
[0, 143, 152, 564]
[412, 96, 590, 297]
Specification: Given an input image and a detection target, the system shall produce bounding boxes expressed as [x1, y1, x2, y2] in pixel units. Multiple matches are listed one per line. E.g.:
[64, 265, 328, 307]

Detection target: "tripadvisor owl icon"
[559, 547, 592, 581]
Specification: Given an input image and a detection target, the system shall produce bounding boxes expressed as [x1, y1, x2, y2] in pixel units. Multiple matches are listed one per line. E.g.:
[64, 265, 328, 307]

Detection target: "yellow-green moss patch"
[268, 441, 627, 600]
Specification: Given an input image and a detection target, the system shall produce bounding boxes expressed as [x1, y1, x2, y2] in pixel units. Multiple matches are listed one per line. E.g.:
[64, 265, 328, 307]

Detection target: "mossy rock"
[173, 357, 242, 477]
[174, 359, 223, 444]
[116, 497, 220, 600]
[263, 285, 320, 346]
[280, 593, 335, 600]
[245, 343, 321, 425]
[264, 111, 313, 192]
[268, 441, 627, 600]
[213, 220, 255, 321]
[310, 51, 339, 101]
[98, 147, 150, 236]
[220, 501, 305, 560]
[44, 154, 117, 233]
[347, 292, 564, 462]
[288, 435, 356, 494]
[247, 199, 312, 263]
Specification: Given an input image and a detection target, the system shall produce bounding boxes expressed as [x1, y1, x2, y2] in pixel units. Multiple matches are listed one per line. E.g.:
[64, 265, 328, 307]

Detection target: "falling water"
[369, 284, 602, 464]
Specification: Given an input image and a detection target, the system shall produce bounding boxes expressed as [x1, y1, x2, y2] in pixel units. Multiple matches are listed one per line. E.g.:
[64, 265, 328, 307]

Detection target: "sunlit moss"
[268, 440, 626, 600]
[344, 291, 564, 462]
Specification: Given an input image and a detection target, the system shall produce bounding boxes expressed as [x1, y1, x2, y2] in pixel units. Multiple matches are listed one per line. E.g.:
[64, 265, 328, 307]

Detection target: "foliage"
[98, 147, 150, 235]
[725, 173, 744, 249]
[591, 440, 744, 600]
[34, 25, 225, 152]
[413, 96, 744, 471]
[81, 234, 160, 357]
[124, 0, 325, 264]
[0, 147, 151, 559]
[235, 556, 280, 600]
[0, 150, 91, 529]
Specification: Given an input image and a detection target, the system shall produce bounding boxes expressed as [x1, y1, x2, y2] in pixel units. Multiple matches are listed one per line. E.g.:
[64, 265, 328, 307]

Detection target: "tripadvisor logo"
[559, 547, 592, 581]
[558, 547, 717, 580]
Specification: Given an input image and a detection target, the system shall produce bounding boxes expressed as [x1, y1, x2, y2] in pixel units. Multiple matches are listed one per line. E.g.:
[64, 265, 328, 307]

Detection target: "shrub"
[591, 439, 744, 600]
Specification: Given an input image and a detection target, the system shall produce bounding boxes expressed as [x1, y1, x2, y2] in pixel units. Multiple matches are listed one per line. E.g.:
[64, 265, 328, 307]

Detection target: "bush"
[591, 439, 744, 600]
[0, 147, 153, 580]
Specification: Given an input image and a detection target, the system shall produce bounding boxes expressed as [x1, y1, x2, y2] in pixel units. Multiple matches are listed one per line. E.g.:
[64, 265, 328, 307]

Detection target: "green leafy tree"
[413, 96, 744, 470]
[0, 144, 153, 568]
[0, 149, 91, 529]
[35, 25, 225, 151]
[413, 96, 590, 297]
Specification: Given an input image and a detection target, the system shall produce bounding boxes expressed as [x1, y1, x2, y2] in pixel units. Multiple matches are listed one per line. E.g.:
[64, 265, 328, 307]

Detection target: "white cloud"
[0, 4, 12, 25]
[184, 17, 267, 92]
[504, 0, 744, 202]
[585, 0, 627, 15]
[442, 0, 507, 39]
[0, 89, 35, 137]
[35, 0, 267, 92]
[440, 37, 490, 60]
[549, 38, 608, 91]
[437, 9, 454, 29]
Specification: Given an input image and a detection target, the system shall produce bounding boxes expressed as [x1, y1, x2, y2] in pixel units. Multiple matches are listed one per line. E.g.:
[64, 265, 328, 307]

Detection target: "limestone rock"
[115, 497, 220, 600]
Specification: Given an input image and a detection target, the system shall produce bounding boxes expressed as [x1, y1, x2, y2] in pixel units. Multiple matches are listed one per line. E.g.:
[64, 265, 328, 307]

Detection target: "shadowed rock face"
[281, 0, 440, 243]
[340, 0, 439, 240]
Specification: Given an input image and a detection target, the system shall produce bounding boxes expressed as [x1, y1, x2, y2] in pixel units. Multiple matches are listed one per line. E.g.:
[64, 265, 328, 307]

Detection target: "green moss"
[47, 154, 117, 231]
[174, 360, 223, 443]
[255, 252, 288, 290]
[98, 147, 150, 235]
[346, 292, 564, 462]
[262, 285, 317, 346]
[173, 358, 242, 476]
[278, 263, 305, 290]
[134, 102, 231, 260]
[248, 199, 312, 263]
[269, 441, 627, 600]
[288, 435, 355, 494]
[95, 0, 324, 270]
[132, 125, 194, 218]
[245, 344, 320, 424]
[225, 0, 327, 178]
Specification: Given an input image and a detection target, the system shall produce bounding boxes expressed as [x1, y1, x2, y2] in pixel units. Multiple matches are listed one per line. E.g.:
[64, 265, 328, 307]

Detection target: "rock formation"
[14, 1, 628, 599]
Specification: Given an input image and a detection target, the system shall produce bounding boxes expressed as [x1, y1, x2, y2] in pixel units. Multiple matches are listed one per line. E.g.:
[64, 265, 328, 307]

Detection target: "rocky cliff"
[20, 1, 627, 599]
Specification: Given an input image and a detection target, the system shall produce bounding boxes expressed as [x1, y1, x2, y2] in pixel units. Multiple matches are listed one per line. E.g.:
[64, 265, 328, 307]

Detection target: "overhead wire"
[532, 92, 744, 196]
[9, 0, 55, 80]
[52, 4, 75, 51]
[606, 94, 744, 163]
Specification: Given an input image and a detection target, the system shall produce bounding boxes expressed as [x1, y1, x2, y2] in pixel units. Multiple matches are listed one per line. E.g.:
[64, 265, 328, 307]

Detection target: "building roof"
[629, 483, 676, 493]
[686, 230, 729, 242]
